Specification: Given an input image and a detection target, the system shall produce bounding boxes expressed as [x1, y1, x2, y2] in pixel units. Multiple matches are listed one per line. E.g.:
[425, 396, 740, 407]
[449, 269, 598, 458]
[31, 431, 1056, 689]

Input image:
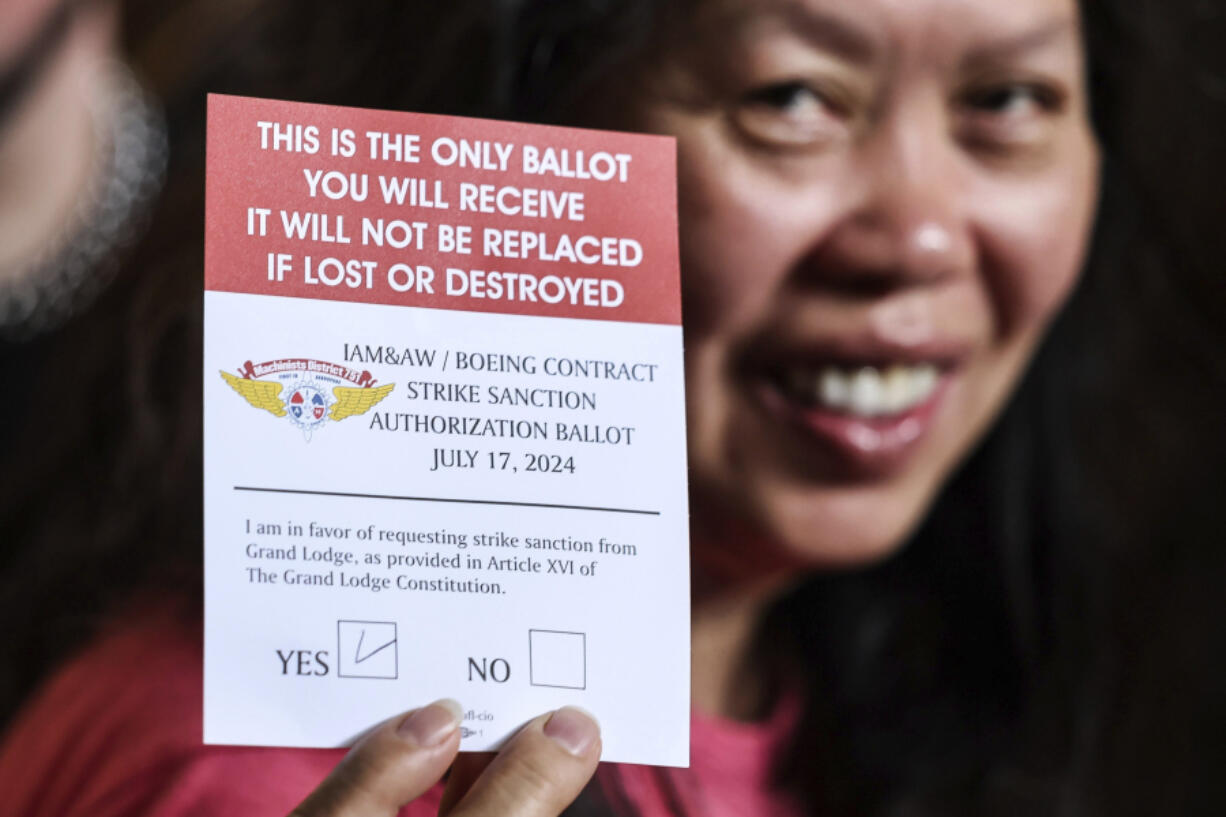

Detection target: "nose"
[800, 121, 975, 295]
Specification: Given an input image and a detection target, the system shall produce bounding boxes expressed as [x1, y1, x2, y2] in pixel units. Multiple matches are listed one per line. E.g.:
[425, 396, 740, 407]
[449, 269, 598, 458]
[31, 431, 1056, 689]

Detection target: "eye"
[962, 82, 1063, 119]
[956, 80, 1067, 154]
[732, 80, 850, 149]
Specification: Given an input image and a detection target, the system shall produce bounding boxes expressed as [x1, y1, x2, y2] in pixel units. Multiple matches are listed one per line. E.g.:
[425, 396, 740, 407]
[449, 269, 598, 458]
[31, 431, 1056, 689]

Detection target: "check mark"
[353, 629, 397, 664]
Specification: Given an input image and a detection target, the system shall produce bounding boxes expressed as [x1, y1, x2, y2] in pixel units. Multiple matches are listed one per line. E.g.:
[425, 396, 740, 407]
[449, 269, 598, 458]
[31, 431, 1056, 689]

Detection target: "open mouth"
[753, 353, 962, 475]
[774, 363, 941, 418]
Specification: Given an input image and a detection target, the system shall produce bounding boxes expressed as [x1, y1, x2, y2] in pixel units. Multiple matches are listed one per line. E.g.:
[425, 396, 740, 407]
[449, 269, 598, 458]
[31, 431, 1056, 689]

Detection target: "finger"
[449, 707, 601, 817]
[438, 752, 495, 816]
[290, 699, 464, 817]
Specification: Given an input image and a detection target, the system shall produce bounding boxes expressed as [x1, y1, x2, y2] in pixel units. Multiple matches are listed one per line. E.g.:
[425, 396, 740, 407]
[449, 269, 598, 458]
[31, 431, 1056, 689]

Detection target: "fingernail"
[543, 706, 600, 756]
[398, 699, 463, 746]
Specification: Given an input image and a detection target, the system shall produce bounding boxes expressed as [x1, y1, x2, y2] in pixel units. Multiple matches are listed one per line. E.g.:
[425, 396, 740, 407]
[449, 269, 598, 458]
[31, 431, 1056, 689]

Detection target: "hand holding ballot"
[291, 701, 599, 817]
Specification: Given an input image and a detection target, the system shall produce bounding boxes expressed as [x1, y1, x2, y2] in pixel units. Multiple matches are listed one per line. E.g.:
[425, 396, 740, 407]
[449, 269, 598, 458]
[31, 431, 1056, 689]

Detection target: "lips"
[748, 337, 970, 477]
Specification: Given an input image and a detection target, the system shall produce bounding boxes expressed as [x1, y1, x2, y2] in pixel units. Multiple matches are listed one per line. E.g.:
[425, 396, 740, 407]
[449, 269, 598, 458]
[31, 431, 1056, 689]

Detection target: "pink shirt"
[0, 614, 803, 817]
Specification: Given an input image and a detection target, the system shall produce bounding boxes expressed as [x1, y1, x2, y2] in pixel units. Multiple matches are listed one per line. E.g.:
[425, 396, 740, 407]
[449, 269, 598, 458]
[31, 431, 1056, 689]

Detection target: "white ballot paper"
[203, 94, 690, 766]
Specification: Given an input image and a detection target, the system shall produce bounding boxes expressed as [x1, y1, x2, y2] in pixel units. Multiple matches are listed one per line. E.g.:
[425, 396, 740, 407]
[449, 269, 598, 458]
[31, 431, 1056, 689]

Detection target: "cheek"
[674, 121, 842, 338]
[973, 157, 1099, 338]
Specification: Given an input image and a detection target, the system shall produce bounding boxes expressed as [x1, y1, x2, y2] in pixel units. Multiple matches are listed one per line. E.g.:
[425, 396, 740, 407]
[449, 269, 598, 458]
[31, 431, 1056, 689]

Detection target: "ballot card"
[202, 94, 689, 766]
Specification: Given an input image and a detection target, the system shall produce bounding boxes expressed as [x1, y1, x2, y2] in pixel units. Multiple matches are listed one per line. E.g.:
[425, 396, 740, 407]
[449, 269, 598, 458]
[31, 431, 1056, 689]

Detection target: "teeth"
[849, 368, 884, 416]
[782, 363, 940, 417]
[883, 366, 911, 414]
[819, 369, 849, 406]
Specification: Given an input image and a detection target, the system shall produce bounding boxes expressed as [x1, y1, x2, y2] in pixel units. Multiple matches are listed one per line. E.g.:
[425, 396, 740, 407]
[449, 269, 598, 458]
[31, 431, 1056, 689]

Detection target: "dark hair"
[2, 1, 1224, 815]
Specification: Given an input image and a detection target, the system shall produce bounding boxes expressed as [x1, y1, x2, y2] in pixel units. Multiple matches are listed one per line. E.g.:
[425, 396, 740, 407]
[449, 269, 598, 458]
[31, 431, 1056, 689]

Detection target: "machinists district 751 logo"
[220, 358, 393, 441]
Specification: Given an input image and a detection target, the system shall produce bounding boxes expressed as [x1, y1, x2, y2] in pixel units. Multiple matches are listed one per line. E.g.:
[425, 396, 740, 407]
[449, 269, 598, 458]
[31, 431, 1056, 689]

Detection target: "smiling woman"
[0, 1, 1224, 816]
[630, 0, 1099, 572]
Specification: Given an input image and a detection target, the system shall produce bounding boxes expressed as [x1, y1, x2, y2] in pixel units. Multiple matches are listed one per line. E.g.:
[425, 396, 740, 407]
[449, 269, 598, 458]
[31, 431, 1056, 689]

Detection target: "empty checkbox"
[529, 629, 586, 689]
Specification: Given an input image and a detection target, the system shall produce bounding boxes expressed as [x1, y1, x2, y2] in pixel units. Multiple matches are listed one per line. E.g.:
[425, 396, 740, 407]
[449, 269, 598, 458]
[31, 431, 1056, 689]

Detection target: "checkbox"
[337, 620, 398, 679]
[529, 629, 586, 690]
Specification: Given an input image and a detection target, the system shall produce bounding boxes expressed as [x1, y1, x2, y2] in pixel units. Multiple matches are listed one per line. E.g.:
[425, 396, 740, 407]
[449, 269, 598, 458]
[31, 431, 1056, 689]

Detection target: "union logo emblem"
[220, 358, 394, 440]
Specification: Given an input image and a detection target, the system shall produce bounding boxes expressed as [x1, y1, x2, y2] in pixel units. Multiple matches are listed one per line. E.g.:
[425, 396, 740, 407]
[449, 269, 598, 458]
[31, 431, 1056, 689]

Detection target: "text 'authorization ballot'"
[202, 94, 689, 766]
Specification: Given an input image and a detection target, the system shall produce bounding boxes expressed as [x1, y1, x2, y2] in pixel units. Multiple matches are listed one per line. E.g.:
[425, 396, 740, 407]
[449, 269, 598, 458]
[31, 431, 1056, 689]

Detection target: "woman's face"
[630, 0, 1098, 574]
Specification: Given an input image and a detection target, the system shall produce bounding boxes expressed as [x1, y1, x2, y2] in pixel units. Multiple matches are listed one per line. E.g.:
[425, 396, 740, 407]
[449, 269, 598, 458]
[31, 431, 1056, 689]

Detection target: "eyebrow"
[767, 2, 878, 65]
[715, 3, 1077, 68]
[962, 17, 1079, 64]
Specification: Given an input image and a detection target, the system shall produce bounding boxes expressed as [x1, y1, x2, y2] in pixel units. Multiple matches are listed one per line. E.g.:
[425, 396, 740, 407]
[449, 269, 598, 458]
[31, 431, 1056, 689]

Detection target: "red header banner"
[205, 94, 681, 325]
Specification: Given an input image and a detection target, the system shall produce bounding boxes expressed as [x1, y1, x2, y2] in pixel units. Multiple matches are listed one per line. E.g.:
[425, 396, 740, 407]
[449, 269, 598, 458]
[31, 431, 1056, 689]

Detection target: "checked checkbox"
[337, 620, 398, 679]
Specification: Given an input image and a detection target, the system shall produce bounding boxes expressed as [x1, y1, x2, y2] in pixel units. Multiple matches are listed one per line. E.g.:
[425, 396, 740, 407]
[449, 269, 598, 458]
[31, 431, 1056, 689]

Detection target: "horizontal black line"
[233, 486, 660, 516]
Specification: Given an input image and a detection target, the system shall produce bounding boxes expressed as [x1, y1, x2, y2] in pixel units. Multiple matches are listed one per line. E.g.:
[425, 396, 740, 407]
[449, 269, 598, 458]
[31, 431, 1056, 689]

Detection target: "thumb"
[290, 699, 463, 817]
